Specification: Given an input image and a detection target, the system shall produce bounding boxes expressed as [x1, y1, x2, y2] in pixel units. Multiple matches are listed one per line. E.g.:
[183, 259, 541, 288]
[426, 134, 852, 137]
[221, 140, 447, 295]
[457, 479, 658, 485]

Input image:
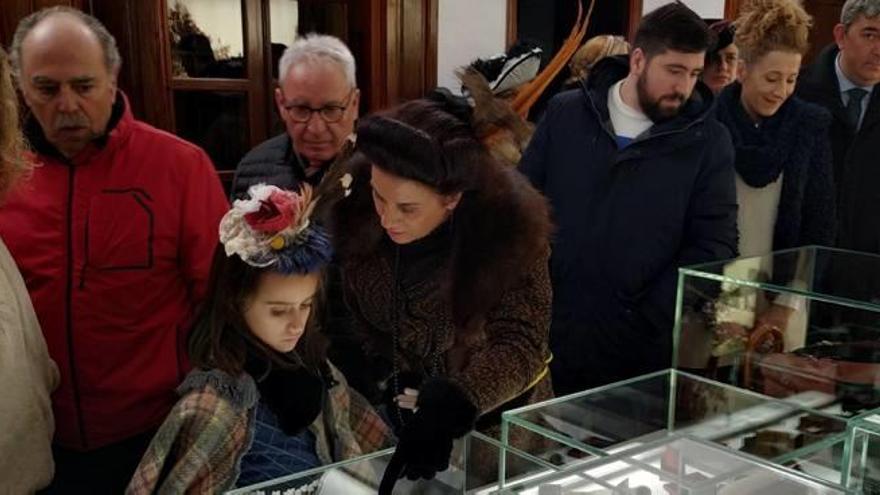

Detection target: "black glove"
[378, 378, 478, 494]
[254, 362, 326, 436]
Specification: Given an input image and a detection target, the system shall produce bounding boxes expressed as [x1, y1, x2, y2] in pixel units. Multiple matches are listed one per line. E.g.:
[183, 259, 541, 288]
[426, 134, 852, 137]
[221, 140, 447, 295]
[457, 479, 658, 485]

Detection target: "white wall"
[437, 0, 508, 93]
[642, 0, 725, 18]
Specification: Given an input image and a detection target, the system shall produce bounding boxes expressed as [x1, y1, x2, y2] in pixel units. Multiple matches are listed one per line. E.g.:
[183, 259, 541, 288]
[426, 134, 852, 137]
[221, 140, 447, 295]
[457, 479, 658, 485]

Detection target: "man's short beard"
[636, 71, 687, 123]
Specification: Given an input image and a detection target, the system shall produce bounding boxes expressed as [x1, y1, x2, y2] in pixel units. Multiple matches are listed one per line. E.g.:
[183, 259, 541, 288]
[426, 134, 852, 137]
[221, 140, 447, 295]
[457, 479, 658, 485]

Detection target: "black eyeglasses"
[281, 89, 355, 123]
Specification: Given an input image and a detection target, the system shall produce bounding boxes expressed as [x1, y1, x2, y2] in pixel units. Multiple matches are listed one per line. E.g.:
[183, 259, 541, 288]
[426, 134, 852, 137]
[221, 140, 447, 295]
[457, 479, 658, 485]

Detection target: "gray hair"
[278, 33, 356, 87]
[842, 0, 880, 26]
[10, 6, 121, 79]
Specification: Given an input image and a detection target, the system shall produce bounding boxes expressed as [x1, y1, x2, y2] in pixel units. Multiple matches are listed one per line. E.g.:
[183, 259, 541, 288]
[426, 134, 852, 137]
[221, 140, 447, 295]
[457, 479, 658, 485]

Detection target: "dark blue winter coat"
[519, 56, 738, 394]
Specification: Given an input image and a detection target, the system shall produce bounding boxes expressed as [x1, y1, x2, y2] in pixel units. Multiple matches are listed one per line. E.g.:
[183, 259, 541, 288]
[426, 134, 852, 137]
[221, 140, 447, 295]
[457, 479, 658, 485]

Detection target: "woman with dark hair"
[331, 96, 553, 489]
[127, 184, 392, 493]
[703, 20, 739, 94]
[711, 0, 834, 351]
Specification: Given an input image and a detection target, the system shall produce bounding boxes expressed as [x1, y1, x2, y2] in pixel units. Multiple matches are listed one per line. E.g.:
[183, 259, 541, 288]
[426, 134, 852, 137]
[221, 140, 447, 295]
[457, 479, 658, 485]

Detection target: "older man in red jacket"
[0, 7, 228, 492]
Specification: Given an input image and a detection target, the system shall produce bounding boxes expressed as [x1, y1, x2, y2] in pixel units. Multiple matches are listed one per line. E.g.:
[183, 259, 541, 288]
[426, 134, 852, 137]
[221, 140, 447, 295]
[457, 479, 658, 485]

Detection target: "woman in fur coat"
[330, 95, 554, 490]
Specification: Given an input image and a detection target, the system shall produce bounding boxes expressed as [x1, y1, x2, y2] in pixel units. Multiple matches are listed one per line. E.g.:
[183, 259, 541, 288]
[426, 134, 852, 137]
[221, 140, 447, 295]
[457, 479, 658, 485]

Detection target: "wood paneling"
[1, 0, 86, 48]
[627, 0, 642, 41]
[399, 0, 425, 99]
[356, 0, 388, 111]
[386, 0, 401, 105]
[386, 0, 438, 105]
[507, 0, 518, 48]
[724, 0, 743, 19]
[243, 0, 267, 143]
[170, 78, 251, 92]
[425, 0, 438, 92]
[91, 0, 173, 131]
[803, 0, 845, 64]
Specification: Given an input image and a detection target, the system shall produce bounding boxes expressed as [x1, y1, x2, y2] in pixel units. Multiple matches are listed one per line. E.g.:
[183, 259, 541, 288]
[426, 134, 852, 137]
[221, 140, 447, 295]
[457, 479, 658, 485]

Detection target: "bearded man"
[519, 2, 738, 395]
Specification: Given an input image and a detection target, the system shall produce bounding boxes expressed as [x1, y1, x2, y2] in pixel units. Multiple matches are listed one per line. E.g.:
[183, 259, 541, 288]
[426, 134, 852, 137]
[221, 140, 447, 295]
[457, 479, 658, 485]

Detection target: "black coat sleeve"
[799, 112, 836, 247]
[639, 122, 739, 337]
[518, 95, 562, 190]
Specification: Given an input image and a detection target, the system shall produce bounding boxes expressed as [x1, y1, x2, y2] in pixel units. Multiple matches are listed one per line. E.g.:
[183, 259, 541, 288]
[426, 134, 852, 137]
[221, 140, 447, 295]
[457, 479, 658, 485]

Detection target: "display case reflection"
[675, 246, 880, 417]
[501, 370, 848, 486]
[497, 435, 846, 495]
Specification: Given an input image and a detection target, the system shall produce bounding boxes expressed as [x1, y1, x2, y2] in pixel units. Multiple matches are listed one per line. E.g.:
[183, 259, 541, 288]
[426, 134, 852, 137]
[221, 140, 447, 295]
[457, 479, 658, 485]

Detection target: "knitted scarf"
[715, 82, 798, 188]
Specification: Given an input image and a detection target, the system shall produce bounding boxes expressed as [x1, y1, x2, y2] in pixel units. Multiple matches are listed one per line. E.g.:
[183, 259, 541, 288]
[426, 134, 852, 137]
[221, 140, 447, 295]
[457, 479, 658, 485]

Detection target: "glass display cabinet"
[227, 430, 847, 494]
[497, 434, 848, 494]
[674, 246, 880, 418]
[226, 431, 557, 494]
[501, 369, 849, 486]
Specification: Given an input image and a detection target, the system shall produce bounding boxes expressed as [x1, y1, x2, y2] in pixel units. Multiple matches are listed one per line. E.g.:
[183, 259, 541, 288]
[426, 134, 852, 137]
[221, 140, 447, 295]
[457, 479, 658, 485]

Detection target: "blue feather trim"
[273, 225, 333, 275]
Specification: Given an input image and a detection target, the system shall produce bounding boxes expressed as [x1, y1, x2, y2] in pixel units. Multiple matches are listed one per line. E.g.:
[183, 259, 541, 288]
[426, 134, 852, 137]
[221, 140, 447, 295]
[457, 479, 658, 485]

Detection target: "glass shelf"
[226, 431, 557, 494]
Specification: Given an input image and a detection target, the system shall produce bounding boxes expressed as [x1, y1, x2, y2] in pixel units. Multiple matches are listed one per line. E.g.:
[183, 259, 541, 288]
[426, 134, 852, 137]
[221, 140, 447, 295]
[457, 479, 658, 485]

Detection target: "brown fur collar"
[332, 157, 552, 331]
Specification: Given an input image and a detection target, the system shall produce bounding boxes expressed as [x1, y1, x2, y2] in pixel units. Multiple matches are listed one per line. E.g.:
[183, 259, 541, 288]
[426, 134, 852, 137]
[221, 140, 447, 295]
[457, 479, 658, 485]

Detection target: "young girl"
[127, 184, 393, 493]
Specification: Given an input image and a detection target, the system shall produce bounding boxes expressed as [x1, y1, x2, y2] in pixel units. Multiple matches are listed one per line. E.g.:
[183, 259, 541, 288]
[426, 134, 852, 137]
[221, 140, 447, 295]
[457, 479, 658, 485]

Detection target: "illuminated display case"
[674, 246, 880, 418]
[497, 434, 847, 494]
[501, 369, 848, 486]
[226, 431, 552, 494]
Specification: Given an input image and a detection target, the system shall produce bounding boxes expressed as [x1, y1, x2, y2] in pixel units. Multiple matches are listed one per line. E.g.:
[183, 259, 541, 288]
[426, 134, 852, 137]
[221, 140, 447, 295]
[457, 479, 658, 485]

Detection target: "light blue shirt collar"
[835, 52, 875, 95]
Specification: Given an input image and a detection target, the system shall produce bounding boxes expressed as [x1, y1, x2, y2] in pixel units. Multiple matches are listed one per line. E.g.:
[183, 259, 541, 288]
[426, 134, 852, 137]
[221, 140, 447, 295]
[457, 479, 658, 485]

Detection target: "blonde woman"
[712, 0, 833, 355]
[566, 34, 630, 85]
[0, 46, 59, 492]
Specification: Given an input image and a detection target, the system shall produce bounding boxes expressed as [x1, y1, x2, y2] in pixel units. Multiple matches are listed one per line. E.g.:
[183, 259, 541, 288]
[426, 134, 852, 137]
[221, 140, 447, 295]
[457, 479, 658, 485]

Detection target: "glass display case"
[501, 369, 848, 485]
[845, 413, 880, 494]
[226, 431, 556, 494]
[674, 246, 880, 418]
[498, 434, 847, 494]
[227, 430, 846, 494]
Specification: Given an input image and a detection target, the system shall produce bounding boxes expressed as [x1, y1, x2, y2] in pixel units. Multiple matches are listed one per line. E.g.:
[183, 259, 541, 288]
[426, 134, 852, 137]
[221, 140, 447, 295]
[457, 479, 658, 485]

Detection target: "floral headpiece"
[219, 183, 332, 274]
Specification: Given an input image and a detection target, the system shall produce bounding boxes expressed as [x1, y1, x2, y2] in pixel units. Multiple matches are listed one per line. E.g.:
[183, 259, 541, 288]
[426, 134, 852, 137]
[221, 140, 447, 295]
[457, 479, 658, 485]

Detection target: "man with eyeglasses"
[231, 33, 359, 199]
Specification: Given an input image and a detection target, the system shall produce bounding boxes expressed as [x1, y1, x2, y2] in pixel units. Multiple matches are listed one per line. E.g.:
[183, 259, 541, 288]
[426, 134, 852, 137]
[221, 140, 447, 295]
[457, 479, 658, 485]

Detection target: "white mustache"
[54, 113, 89, 130]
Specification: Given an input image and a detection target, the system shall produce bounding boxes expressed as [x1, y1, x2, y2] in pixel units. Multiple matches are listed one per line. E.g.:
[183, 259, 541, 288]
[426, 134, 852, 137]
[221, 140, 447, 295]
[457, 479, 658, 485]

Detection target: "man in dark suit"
[797, 0, 880, 334]
[797, 0, 880, 255]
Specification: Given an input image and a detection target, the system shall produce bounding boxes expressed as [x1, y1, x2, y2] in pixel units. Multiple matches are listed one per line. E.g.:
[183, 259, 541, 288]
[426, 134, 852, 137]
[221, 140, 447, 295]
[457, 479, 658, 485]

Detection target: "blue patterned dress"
[236, 400, 323, 487]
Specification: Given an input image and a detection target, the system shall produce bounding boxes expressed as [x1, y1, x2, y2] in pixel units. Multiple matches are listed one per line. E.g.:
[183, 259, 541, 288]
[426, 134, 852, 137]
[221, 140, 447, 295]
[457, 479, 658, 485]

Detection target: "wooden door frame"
[383, 0, 438, 106]
[507, 0, 518, 47]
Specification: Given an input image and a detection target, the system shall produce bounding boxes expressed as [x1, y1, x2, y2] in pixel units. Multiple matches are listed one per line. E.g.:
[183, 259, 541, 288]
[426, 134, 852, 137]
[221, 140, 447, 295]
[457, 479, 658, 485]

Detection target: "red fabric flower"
[244, 190, 302, 233]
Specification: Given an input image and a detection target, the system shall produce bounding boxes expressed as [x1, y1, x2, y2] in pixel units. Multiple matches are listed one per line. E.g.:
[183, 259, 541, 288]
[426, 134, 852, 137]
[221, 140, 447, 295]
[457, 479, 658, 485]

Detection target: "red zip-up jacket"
[0, 95, 229, 450]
